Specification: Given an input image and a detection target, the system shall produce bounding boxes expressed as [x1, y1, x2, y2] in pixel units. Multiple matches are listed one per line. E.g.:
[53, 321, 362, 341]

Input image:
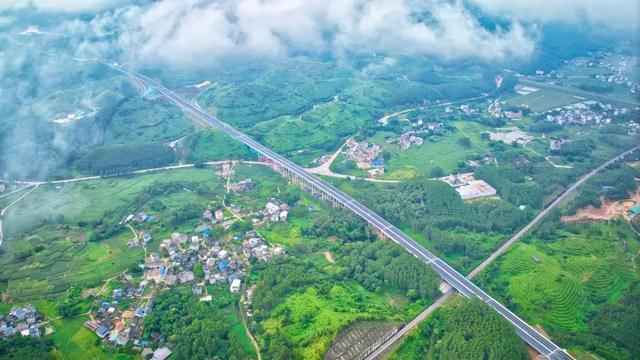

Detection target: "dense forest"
[0, 336, 55, 360]
[144, 289, 251, 360]
[302, 209, 373, 243]
[75, 143, 176, 175]
[356, 179, 531, 266]
[391, 299, 528, 360]
[475, 165, 544, 209]
[336, 241, 440, 301]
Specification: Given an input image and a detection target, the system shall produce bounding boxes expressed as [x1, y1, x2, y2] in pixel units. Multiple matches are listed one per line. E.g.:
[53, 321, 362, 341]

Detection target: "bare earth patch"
[562, 190, 640, 223]
[323, 251, 335, 264]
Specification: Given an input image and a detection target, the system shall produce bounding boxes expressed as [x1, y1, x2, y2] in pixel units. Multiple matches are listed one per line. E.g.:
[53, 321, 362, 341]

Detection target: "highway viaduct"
[113, 65, 574, 360]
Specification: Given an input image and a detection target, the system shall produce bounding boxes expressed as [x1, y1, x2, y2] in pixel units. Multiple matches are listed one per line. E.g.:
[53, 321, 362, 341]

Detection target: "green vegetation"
[183, 129, 256, 163]
[475, 165, 544, 208]
[0, 336, 56, 360]
[3, 168, 226, 238]
[389, 297, 528, 360]
[251, 221, 441, 359]
[91, 95, 194, 144]
[75, 143, 177, 175]
[475, 221, 640, 358]
[565, 163, 640, 214]
[144, 287, 253, 360]
[302, 209, 373, 243]
[0, 226, 143, 300]
[338, 178, 532, 271]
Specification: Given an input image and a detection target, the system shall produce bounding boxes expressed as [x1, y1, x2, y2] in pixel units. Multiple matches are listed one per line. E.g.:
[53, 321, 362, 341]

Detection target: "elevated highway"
[113, 65, 573, 360]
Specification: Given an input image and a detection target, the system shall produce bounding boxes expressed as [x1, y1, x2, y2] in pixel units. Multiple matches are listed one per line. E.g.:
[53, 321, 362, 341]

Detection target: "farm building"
[439, 173, 498, 200]
[629, 205, 640, 217]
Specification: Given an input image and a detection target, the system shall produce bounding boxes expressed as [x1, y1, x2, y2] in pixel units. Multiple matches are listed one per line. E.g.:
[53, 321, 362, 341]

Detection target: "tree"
[458, 137, 471, 148]
[430, 166, 445, 178]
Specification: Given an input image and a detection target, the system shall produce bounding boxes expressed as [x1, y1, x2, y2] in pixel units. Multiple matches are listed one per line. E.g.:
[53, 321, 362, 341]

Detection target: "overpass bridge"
[113, 65, 573, 360]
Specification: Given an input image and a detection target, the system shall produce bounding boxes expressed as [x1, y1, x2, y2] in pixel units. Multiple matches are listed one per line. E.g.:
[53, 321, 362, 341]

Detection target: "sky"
[0, 0, 637, 69]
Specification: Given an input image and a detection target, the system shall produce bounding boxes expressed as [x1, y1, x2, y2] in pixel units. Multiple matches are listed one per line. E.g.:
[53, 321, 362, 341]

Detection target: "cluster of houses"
[488, 100, 524, 120]
[242, 234, 284, 263]
[344, 138, 384, 169]
[542, 101, 624, 126]
[258, 201, 288, 223]
[81, 192, 291, 357]
[590, 53, 639, 94]
[215, 162, 235, 177]
[83, 274, 152, 348]
[230, 178, 254, 192]
[0, 305, 49, 338]
[203, 207, 225, 224]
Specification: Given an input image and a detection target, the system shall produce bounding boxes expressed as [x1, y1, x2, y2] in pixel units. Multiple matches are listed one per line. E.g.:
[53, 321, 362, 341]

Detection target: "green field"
[0, 227, 143, 301]
[504, 88, 582, 113]
[331, 120, 492, 180]
[261, 283, 418, 360]
[3, 167, 227, 238]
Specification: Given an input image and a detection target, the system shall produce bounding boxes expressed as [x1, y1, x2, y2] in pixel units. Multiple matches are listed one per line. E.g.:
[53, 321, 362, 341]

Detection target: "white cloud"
[0, 15, 14, 27]
[469, 0, 639, 31]
[0, 0, 125, 13]
[99, 0, 536, 68]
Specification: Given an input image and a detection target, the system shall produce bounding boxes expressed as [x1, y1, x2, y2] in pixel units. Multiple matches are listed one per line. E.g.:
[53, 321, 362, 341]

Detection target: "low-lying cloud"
[0, 0, 126, 13]
[469, 0, 639, 31]
[2, 0, 638, 68]
[115, 0, 536, 67]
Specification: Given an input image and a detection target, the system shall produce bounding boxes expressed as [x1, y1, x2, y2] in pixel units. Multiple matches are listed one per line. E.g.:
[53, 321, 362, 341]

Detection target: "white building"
[230, 279, 242, 293]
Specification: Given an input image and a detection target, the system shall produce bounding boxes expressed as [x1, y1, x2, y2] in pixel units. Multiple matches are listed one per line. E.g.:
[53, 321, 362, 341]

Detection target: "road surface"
[0, 160, 267, 186]
[114, 65, 573, 360]
[366, 143, 640, 359]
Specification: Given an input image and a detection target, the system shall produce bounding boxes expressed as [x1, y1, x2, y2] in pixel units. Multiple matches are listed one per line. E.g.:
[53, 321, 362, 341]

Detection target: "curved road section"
[113, 65, 572, 360]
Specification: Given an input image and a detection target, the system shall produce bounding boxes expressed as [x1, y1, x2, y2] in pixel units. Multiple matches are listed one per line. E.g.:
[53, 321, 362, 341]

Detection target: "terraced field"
[480, 222, 640, 340]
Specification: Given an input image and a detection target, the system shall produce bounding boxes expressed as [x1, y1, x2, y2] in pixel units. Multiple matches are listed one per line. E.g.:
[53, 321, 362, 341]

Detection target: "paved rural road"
[366, 143, 640, 359]
[114, 65, 573, 360]
[0, 160, 267, 186]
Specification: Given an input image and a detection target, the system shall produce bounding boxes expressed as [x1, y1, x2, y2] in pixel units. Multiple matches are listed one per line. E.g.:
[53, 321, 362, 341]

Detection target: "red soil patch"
[563, 189, 640, 223]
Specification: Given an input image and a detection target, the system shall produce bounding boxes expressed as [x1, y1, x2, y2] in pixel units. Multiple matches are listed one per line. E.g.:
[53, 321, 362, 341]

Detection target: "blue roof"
[96, 326, 109, 336]
[371, 158, 384, 166]
[218, 260, 230, 271]
[14, 309, 26, 317]
[203, 228, 212, 237]
[101, 302, 110, 308]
